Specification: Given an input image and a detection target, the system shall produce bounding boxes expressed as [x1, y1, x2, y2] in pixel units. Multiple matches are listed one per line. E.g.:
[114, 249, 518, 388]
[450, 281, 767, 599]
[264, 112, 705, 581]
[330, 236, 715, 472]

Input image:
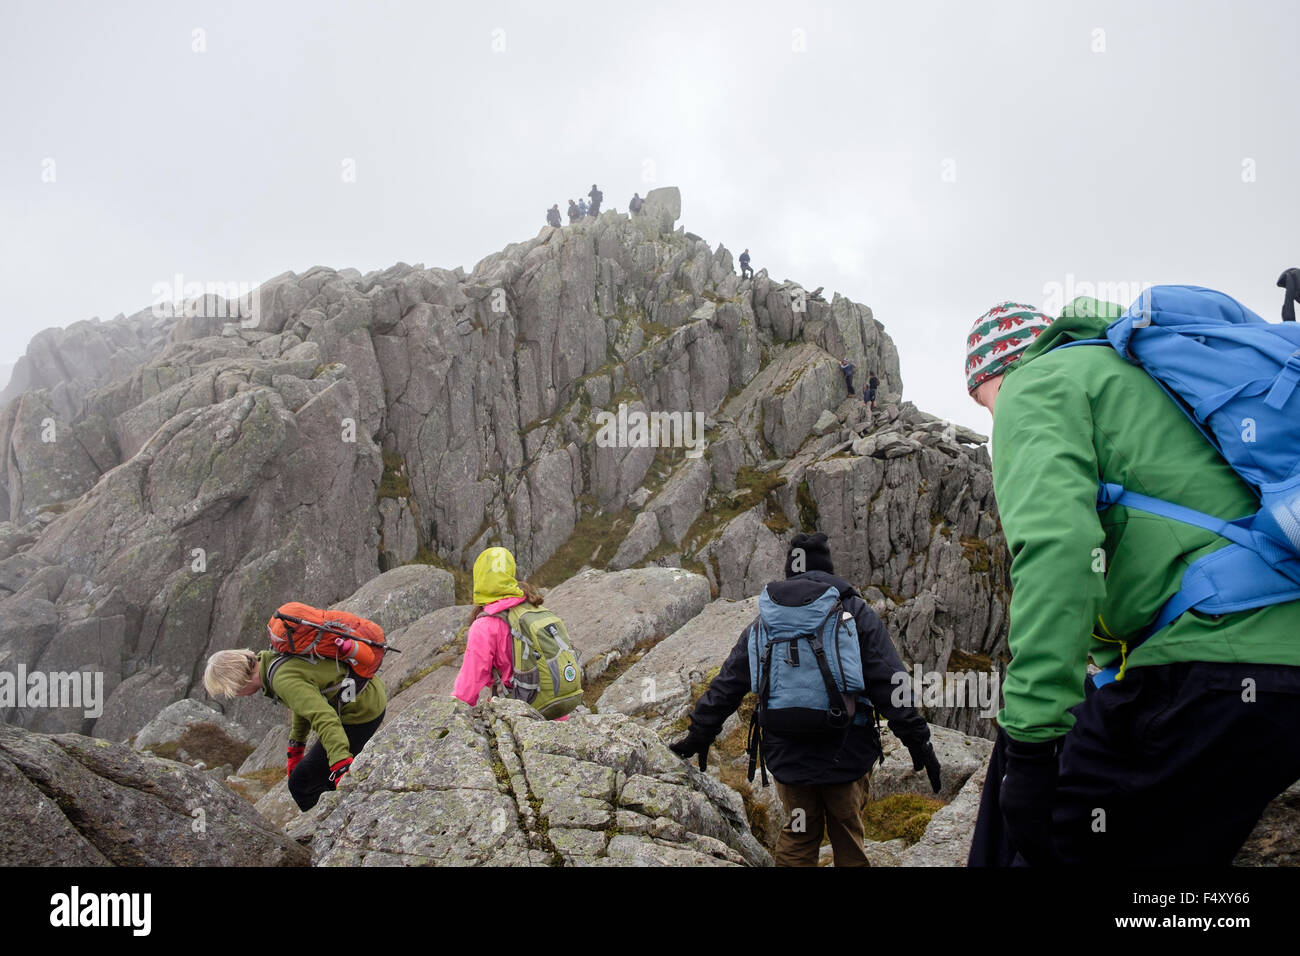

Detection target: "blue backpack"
[744, 584, 870, 784]
[1059, 282, 1300, 684]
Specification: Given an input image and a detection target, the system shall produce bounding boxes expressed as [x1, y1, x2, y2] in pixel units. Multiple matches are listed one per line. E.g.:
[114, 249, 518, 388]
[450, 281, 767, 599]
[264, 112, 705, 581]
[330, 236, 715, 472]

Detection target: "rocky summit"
[1, 187, 1295, 866]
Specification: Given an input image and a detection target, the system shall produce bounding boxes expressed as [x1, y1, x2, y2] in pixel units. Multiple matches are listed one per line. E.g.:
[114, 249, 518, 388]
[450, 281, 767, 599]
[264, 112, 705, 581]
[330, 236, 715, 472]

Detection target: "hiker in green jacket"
[204, 648, 387, 811]
[964, 298, 1300, 866]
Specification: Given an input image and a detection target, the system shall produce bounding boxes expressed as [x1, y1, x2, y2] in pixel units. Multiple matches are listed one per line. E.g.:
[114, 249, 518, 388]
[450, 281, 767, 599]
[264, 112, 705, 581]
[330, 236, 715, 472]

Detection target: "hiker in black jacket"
[670, 532, 941, 866]
[587, 183, 602, 215]
[546, 204, 562, 228]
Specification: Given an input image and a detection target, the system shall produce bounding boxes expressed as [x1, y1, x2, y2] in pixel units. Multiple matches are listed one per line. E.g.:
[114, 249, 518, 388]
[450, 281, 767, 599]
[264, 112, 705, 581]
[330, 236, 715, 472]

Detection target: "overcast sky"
[3, 0, 1296, 432]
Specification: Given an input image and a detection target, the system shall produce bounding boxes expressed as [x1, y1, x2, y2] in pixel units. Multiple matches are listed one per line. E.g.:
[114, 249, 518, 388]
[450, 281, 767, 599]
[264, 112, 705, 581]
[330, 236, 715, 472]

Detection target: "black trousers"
[288, 711, 385, 812]
[970, 662, 1300, 865]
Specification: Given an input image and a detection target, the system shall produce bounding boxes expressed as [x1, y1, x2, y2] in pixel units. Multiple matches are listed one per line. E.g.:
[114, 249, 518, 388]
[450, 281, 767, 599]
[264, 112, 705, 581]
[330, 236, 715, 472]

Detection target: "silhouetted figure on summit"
[577, 198, 588, 219]
[567, 200, 580, 224]
[546, 204, 562, 228]
[739, 249, 753, 280]
[629, 193, 644, 215]
[588, 184, 603, 216]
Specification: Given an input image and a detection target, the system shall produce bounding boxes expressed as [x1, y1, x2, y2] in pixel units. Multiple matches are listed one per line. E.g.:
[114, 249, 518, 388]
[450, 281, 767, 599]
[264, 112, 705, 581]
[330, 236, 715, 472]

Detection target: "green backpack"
[492, 604, 584, 719]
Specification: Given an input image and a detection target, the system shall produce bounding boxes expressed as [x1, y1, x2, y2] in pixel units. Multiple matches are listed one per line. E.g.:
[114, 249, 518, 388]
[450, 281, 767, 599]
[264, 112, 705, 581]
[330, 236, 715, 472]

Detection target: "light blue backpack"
[744, 584, 869, 783]
[1059, 282, 1300, 683]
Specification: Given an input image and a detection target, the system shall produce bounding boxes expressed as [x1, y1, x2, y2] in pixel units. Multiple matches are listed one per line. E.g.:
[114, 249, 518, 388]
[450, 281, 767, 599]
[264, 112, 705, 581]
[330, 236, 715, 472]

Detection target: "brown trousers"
[774, 775, 871, 867]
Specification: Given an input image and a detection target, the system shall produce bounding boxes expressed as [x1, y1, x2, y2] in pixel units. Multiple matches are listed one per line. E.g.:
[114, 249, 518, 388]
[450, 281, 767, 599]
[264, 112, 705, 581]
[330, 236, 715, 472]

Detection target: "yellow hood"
[472, 547, 525, 606]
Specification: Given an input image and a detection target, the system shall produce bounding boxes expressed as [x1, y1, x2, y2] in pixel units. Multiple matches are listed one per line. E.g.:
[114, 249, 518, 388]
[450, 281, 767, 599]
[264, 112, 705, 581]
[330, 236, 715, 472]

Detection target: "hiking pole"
[1278, 268, 1300, 322]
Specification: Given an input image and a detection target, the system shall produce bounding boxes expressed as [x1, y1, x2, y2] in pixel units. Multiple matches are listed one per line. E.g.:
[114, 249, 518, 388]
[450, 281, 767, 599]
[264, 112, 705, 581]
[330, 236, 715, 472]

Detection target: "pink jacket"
[451, 597, 573, 720]
[452, 596, 523, 705]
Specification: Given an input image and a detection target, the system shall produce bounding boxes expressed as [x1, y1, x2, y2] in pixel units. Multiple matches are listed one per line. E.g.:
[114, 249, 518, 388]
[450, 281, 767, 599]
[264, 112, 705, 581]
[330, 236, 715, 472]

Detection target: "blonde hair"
[203, 649, 258, 699]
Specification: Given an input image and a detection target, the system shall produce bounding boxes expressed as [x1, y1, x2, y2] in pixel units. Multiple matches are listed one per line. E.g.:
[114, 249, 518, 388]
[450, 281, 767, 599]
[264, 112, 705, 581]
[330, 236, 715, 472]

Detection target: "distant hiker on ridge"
[577, 197, 588, 219]
[567, 199, 580, 224]
[546, 204, 562, 228]
[839, 358, 856, 397]
[739, 248, 753, 280]
[629, 192, 644, 215]
[669, 532, 941, 867]
[587, 183, 603, 216]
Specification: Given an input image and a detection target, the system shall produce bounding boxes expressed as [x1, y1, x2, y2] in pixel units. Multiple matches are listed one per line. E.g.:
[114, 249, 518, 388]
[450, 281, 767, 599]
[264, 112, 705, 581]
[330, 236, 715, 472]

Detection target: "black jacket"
[688, 570, 931, 785]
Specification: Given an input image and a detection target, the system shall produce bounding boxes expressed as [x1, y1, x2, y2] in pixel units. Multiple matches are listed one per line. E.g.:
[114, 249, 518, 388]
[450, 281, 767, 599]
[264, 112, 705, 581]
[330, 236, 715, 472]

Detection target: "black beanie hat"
[785, 532, 834, 577]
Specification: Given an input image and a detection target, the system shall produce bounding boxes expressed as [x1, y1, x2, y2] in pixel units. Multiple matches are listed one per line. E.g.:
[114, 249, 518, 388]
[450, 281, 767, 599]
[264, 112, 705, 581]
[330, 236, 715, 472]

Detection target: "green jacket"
[993, 298, 1300, 743]
[257, 650, 387, 767]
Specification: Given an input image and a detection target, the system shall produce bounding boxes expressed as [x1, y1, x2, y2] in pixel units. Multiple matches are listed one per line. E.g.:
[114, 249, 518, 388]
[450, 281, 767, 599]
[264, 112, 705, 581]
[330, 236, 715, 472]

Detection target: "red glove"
[333, 637, 356, 657]
[328, 757, 353, 788]
[286, 741, 306, 775]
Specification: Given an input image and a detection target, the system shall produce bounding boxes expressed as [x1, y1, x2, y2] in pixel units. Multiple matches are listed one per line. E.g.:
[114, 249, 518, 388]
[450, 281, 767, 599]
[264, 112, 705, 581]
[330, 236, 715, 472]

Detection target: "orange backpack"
[266, 602, 389, 679]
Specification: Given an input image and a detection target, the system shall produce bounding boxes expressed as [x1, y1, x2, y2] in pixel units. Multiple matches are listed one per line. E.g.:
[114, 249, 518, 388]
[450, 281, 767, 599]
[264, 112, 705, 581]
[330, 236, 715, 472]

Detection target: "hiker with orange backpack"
[452, 546, 584, 719]
[202, 603, 390, 811]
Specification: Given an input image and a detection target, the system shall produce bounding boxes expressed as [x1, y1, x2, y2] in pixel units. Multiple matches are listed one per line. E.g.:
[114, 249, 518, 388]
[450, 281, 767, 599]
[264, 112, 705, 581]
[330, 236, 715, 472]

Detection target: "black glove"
[999, 732, 1061, 866]
[669, 728, 712, 771]
[907, 740, 943, 794]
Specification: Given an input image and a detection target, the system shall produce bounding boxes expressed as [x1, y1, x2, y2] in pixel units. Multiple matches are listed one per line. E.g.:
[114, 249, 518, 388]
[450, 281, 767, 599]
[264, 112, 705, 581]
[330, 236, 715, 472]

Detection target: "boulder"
[331, 564, 456, 632]
[132, 698, 260, 770]
[872, 724, 994, 803]
[308, 695, 770, 866]
[543, 567, 711, 682]
[596, 596, 759, 729]
[901, 755, 987, 866]
[0, 722, 307, 865]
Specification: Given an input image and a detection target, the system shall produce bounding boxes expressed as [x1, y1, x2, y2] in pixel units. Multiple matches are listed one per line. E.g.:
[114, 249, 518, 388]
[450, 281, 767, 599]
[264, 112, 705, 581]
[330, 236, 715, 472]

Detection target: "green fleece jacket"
[257, 651, 387, 767]
[993, 298, 1300, 743]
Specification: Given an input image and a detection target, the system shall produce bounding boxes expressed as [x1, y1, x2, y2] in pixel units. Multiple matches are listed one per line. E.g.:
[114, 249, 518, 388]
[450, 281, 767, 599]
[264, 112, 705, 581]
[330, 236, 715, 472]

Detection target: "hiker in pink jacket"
[452, 546, 574, 719]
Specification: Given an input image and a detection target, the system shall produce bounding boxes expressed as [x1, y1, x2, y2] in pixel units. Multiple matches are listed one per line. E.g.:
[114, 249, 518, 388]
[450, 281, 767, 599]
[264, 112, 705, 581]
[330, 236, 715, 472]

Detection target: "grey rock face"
[0, 722, 308, 865]
[308, 695, 770, 866]
[697, 509, 786, 600]
[608, 510, 662, 571]
[378, 603, 472, 705]
[330, 564, 455, 633]
[543, 567, 711, 682]
[901, 755, 988, 867]
[872, 724, 993, 803]
[596, 596, 759, 728]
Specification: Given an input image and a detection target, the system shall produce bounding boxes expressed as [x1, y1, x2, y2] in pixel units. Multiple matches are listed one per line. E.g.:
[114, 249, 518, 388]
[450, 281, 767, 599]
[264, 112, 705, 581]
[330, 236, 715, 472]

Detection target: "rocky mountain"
[0, 186, 1008, 748]
[15, 187, 1291, 867]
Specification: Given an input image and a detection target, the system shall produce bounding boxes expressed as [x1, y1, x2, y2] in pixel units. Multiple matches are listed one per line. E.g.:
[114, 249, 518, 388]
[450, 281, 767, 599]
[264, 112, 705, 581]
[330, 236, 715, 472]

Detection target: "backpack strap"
[807, 601, 853, 729]
[746, 622, 773, 787]
[265, 654, 290, 703]
[266, 653, 366, 712]
[748, 641, 774, 789]
[1279, 268, 1300, 323]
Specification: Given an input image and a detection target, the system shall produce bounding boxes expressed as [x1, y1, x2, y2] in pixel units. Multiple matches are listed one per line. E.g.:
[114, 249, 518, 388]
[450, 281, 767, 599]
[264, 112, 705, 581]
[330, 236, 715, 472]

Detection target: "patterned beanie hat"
[965, 302, 1054, 394]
